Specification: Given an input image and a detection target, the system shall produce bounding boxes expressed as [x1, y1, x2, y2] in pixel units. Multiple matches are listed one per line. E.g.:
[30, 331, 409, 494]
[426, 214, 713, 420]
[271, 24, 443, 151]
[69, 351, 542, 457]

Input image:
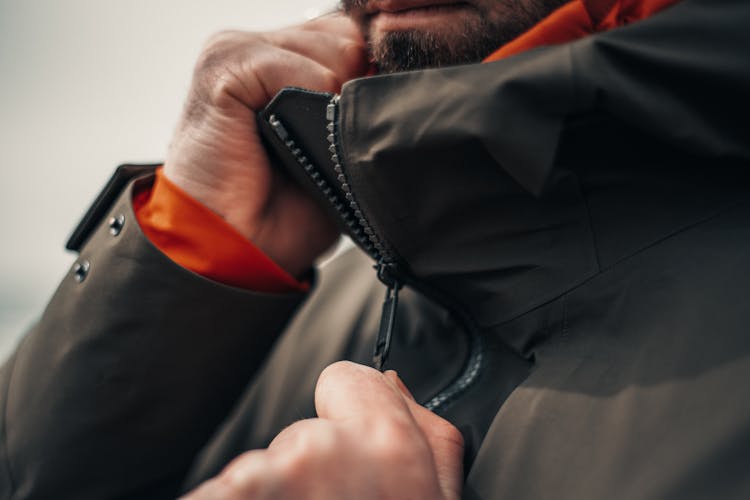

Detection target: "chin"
[368, 21, 502, 73]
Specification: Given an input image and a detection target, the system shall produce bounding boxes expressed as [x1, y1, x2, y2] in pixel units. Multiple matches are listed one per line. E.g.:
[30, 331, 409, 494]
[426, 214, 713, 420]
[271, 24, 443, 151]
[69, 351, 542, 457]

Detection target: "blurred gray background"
[0, 0, 336, 361]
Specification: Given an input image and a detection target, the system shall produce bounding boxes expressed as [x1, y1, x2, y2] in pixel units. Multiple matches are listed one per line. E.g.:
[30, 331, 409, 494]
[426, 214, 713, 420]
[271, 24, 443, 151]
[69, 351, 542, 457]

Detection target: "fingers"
[300, 12, 361, 38]
[256, 17, 368, 97]
[314, 362, 443, 497]
[185, 363, 463, 500]
[316, 362, 464, 500]
[245, 48, 350, 108]
[191, 27, 366, 112]
[184, 420, 343, 500]
[267, 417, 334, 453]
[180, 450, 273, 499]
[165, 18, 361, 284]
[314, 361, 415, 425]
[385, 370, 465, 500]
[265, 29, 368, 83]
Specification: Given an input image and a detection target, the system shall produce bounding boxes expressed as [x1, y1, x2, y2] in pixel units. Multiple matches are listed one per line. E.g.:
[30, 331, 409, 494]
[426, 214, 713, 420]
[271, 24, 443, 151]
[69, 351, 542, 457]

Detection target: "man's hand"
[182, 362, 464, 499]
[164, 16, 368, 278]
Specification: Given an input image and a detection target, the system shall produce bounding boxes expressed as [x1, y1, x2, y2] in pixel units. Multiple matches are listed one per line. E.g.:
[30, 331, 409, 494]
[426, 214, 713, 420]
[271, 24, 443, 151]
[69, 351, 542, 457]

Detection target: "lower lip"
[370, 3, 474, 31]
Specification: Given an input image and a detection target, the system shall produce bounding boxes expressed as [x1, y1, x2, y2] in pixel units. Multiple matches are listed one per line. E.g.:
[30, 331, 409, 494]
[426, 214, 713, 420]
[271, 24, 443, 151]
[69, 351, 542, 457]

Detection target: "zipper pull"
[373, 261, 402, 371]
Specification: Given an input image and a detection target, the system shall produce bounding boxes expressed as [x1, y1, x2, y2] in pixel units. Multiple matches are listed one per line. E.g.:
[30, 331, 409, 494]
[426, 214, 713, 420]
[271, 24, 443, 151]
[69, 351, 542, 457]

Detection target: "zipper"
[324, 96, 392, 265]
[267, 95, 483, 413]
[324, 95, 404, 372]
[372, 263, 401, 371]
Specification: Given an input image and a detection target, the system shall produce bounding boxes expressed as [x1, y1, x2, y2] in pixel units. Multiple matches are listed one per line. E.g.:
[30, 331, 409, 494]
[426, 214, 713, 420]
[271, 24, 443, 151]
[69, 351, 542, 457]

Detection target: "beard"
[368, 17, 517, 74]
[342, 0, 568, 73]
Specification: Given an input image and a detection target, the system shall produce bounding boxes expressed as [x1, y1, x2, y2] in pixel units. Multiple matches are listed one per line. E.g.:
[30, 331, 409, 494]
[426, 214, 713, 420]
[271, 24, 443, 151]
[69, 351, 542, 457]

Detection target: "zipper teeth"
[268, 100, 484, 414]
[326, 95, 393, 265]
[326, 95, 483, 413]
[268, 112, 382, 262]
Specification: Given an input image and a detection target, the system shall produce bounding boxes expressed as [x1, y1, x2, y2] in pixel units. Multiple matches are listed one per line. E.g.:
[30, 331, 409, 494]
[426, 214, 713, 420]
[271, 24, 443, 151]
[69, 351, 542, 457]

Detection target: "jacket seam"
[482, 199, 747, 331]
[598, 199, 747, 273]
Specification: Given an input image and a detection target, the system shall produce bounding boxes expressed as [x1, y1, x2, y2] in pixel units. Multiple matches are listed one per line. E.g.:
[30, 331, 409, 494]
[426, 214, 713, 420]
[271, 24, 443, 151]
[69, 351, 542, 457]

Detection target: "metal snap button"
[73, 260, 90, 283]
[108, 214, 125, 236]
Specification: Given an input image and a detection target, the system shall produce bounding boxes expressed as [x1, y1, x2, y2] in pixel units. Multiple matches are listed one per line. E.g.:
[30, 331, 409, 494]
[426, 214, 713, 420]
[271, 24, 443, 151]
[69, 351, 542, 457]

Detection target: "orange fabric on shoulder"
[133, 168, 308, 293]
[484, 0, 681, 62]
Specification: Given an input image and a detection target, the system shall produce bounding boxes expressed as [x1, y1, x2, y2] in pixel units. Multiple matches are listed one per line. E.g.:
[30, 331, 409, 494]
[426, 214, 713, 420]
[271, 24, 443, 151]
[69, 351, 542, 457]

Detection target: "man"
[2, 0, 750, 498]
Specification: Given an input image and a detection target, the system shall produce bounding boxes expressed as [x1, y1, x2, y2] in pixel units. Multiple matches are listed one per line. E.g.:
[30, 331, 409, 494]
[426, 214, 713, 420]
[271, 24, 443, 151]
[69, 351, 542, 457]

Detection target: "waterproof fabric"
[2, 0, 750, 498]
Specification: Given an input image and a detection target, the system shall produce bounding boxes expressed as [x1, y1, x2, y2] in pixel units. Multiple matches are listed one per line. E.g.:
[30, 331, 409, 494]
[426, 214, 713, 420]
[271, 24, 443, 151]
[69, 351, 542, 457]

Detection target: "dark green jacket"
[2, 0, 750, 498]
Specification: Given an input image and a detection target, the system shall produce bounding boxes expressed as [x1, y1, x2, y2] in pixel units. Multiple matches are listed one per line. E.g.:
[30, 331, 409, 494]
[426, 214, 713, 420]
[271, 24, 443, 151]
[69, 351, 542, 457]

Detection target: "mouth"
[365, 0, 475, 32]
[365, 0, 470, 14]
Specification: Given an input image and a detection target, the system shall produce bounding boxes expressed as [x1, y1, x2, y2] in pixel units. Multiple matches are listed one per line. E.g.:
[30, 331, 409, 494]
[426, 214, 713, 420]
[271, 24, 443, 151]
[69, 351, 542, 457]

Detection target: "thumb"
[384, 371, 464, 500]
[314, 361, 414, 423]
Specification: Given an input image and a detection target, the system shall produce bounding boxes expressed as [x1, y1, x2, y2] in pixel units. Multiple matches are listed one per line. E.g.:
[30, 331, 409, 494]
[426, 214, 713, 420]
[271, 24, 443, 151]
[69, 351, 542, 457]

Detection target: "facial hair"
[342, 0, 568, 73]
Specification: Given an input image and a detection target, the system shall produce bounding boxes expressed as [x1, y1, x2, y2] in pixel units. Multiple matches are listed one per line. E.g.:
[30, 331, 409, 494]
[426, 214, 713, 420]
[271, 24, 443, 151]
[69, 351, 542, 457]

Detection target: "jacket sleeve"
[0, 172, 308, 499]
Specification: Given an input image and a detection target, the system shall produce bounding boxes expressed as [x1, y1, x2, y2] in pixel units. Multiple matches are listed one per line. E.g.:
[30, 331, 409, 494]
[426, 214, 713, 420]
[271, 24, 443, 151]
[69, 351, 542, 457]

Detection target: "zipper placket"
[267, 95, 483, 413]
[324, 96, 405, 372]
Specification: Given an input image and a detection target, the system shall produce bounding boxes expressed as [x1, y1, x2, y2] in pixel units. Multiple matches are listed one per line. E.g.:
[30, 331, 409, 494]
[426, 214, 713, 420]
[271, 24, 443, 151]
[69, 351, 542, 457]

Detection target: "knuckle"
[433, 417, 464, 448]
[214, 451, 268, 496]
[276, 423, 337, 478]
[201, 30, 242, 56]
[193, 34, 237, 94]
[340, 40, 366, 71]
[368, 423, 437, 491]
[196, 31, 236, 70]
[194, 30, 255, 83]
[320, 68, 343, 92]
[275, 445, 314, 480]
[214, 470, 243, 493]
[207, 471, 247, 498]
[371, 418, 421, 462]
[190, 32, 259, 108]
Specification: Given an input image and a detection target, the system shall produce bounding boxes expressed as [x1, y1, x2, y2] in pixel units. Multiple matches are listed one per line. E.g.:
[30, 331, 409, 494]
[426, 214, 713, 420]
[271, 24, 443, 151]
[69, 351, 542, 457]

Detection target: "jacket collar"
[333, 0, 750, 351]
[259, 0, 750, 356]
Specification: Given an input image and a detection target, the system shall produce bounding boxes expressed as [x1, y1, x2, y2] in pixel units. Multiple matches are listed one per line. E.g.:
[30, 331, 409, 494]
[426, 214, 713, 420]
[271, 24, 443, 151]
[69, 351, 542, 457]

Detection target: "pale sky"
[0, 0, 337, 359]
